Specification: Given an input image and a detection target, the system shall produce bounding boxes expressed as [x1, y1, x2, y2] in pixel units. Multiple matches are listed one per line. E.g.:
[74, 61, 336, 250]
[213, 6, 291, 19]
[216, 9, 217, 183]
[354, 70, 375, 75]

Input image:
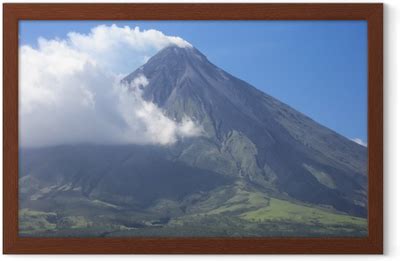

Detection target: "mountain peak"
[146, 44, 208, 65]
[123, 44, 216, 103]
[161, 44, 194, 53]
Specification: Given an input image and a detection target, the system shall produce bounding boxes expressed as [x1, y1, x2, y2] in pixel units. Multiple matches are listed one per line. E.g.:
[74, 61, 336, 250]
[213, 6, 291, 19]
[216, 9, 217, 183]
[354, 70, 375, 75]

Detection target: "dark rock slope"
[124, 46, 367, 217]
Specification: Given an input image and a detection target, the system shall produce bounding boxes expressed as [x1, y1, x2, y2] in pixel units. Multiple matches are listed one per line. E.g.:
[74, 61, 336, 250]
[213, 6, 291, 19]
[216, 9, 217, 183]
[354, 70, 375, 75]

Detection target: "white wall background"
[0, 0, 398, 260]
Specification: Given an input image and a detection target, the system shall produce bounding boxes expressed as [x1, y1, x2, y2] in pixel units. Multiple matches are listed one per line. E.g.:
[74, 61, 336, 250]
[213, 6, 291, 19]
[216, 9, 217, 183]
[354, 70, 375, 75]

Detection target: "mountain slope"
[19, 45, 368, 237]
[123, 46, 367, 217]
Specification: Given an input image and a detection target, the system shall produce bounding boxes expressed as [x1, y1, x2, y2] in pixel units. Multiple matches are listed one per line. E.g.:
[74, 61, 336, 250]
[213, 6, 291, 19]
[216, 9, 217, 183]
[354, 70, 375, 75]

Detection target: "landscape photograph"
[18, 21, 368, 237]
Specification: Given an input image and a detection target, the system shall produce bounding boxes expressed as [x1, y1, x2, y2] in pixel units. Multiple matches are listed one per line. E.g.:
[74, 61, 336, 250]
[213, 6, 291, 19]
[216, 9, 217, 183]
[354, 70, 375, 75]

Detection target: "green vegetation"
[241, 198, 366, 226]
[303, 164, 336, 189]
[19, 185, 368, 237]
[202, 185, 365, 229]
[19, 181, 367, 238]
[207, 185, 268, 215]
[19, 209, 57, 234]
[57, 216, 92, 229]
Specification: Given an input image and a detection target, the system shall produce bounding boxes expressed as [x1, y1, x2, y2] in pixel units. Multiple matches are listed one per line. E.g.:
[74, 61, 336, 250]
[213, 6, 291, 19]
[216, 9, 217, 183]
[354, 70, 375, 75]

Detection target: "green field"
[204, 186, 366, 227]
[241, 198, 366, 226]
[19, 184, 367, 237]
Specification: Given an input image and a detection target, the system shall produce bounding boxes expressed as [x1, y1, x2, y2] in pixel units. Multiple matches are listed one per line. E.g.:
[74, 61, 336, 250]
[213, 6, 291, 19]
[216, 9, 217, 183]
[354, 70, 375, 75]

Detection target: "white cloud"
[351, 138, 367, 147]
[19, 25, 200, 147]
[66, 24, 191, 75]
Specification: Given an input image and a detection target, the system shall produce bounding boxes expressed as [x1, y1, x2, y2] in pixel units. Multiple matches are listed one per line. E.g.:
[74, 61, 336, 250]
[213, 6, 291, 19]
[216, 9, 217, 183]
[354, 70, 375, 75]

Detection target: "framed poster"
[3, 3, 383, 254]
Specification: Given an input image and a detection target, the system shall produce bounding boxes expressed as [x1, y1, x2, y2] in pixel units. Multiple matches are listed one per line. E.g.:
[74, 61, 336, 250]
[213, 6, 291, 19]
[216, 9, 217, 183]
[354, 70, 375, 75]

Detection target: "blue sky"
[20, 20, 368, 143]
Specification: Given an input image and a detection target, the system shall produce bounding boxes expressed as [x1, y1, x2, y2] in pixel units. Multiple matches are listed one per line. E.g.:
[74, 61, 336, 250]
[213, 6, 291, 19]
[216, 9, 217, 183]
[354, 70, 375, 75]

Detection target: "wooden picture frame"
[3, 3, 383, 254]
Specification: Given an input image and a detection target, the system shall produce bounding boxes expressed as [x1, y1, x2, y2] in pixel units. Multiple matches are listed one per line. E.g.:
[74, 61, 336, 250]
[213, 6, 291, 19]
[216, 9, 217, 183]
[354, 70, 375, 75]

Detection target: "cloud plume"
[19, 25, 200, 147]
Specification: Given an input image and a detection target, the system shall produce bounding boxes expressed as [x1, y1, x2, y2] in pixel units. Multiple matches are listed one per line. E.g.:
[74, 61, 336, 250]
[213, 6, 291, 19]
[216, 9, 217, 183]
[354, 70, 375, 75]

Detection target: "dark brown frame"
[3, 3, 383, 254]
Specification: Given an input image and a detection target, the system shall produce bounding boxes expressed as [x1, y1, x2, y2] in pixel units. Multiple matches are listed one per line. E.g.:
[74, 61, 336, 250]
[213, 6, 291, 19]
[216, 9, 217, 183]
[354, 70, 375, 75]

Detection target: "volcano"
[19, 45, 368, 237]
